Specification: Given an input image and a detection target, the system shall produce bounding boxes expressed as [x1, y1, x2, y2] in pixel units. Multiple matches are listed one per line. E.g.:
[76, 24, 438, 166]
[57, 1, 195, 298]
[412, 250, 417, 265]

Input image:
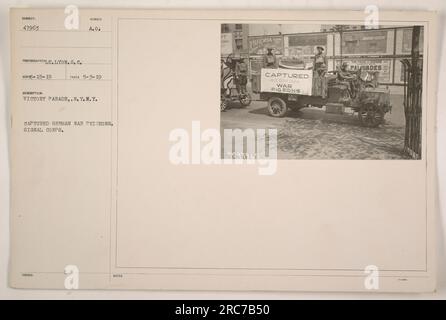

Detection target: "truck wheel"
[268, 97, 287, 117]
[358, 103, 384, 127]
[239, 93, 251, 106]
[220, 99, 228, 112]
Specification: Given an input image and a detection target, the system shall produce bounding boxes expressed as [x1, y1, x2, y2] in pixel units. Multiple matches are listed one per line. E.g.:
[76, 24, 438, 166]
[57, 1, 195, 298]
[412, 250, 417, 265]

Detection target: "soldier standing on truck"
[263, 47, 277, 68]
[312, 46, 328, 98]
[235, 58, 248, 95]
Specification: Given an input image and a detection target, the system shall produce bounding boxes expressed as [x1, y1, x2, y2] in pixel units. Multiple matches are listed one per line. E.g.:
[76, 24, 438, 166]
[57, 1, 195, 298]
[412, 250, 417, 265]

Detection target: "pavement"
[220, 94, 410, 160]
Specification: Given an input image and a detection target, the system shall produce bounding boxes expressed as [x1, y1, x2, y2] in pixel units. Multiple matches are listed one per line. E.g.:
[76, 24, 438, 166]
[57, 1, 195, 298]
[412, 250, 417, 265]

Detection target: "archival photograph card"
[8, 8, 438, 292]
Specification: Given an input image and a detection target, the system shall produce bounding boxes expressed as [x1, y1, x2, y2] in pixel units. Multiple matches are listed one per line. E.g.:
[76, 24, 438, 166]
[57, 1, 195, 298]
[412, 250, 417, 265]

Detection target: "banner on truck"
[260, 68, 313, 95]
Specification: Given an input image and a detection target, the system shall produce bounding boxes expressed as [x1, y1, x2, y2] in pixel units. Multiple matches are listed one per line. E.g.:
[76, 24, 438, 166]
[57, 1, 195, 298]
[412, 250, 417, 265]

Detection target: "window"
[235, 38, 243, 50]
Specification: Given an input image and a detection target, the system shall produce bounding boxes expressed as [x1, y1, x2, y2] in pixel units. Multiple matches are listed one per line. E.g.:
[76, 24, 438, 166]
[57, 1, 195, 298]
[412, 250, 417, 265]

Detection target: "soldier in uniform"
[312, 46, 328, 98]
[263, 47, 277, 68]
[235, 57, 248, 94]
[337, 61, 357, 98]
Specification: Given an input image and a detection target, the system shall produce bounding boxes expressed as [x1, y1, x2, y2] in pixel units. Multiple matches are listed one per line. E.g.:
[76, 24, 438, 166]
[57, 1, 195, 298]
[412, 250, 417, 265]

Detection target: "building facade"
[221, 24, 250, 57]
[246, 26, 423, 91]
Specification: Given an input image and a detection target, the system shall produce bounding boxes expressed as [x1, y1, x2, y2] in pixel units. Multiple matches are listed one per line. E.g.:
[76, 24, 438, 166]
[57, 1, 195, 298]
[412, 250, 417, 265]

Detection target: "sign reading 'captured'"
[260, 68, 313, 95]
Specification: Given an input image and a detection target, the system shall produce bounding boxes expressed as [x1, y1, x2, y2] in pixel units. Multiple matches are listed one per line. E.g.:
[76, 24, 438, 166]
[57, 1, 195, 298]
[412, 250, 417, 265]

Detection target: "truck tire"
[358, 102, 384, 127]
[267, 97, 287, 117]
[220, 98, 228, 112]
[239, 93, 252, 106]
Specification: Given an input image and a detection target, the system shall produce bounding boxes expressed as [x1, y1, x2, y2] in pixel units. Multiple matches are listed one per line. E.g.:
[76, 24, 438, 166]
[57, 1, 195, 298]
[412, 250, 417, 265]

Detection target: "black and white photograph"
[220, 23, 424, 160]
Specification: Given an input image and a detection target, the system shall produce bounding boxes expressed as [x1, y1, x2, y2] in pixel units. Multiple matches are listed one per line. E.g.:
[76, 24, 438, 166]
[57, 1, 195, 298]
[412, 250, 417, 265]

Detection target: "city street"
[221, 94, 409, 159]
